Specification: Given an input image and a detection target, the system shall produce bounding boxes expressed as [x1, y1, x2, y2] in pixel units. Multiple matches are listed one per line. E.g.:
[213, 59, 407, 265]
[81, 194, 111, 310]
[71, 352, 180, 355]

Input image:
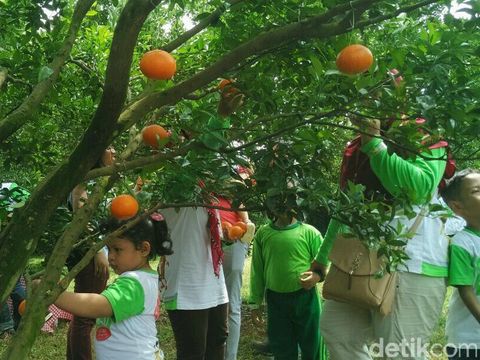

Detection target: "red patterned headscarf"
[207, 207, 223, 277]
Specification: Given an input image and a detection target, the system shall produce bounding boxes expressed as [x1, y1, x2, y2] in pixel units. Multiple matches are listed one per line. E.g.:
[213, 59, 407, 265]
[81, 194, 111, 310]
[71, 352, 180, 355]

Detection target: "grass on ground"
[1, 257, 451, 359]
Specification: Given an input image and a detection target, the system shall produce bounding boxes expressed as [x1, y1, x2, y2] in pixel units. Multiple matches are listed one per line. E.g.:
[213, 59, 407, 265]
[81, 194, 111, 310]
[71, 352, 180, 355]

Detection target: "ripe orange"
[228, 225, 245, 240]
[18, 299, 26, 316]
[233, 221, 247, 233]
[110, 194, 139, 220]
[139, 50, 176, 80]
[142, 124, 170, 149]
[336, 44, 374, 75]
[218, 79, 232, 90]
[222, 221, 232, 231]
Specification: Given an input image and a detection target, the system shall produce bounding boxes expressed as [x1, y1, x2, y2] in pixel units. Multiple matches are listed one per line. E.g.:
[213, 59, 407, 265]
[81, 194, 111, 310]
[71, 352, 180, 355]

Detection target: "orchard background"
[1, 0, 480, 358]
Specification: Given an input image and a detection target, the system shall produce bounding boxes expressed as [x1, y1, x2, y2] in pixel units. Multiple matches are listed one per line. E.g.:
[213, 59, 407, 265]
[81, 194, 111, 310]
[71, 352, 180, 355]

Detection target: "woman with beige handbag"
[310, 116, 455, 360]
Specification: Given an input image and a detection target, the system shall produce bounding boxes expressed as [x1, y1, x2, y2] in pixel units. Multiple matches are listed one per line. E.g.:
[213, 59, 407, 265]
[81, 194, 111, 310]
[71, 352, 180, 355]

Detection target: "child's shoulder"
[451, 228, 480, 252]
[119, 269, 158, 282]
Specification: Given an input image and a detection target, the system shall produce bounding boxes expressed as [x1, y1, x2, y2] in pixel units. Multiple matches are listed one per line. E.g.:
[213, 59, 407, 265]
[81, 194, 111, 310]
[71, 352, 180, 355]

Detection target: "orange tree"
[1, 0, 480, 358]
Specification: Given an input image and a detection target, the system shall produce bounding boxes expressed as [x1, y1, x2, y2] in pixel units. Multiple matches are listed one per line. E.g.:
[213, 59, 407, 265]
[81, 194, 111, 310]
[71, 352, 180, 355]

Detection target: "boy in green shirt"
[250, 194, 327, 360]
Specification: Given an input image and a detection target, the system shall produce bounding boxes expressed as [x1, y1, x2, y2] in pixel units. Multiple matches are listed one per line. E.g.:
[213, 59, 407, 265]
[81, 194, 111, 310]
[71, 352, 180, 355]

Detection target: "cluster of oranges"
[222, 221, 247, 241]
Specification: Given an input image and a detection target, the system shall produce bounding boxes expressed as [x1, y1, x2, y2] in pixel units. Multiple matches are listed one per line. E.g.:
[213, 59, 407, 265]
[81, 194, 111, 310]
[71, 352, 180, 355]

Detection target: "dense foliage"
[1, 0, 479, 358]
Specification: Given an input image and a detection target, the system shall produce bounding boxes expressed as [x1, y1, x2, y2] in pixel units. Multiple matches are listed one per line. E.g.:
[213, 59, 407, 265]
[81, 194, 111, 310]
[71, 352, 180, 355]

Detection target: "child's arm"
[55, 291, 113, 319]
[458, 285, 480, 324]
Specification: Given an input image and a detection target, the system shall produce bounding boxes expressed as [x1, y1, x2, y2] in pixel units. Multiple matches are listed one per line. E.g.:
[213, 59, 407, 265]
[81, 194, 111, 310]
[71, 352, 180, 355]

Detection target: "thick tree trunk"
[0, 0, 161, 304]
[1, 177, 111, 360]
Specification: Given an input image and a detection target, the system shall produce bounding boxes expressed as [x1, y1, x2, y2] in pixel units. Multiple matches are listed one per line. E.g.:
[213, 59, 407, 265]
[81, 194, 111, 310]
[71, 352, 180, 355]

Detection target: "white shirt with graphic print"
[94, 269, 160, 360]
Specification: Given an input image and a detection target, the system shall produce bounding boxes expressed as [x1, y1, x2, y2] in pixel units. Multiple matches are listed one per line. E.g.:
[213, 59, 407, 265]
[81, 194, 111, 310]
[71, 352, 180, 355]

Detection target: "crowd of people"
[2, 118, 480, 360]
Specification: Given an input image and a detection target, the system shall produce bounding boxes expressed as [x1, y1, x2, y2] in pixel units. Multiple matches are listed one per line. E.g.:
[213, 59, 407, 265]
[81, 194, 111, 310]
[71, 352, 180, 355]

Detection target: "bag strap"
[405, 206, 427, 238]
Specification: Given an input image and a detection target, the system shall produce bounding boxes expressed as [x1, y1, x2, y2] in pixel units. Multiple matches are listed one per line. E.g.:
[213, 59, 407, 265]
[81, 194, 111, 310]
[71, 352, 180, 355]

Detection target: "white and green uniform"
[446, 227, 480, 347]
[94, 269, 160, 360]
[316, 138, 449, 277]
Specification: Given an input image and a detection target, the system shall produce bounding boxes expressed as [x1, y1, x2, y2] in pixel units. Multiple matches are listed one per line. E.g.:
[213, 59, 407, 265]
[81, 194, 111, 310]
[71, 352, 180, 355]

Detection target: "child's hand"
[94, 251, 109, 278]
[299, 271, 320, 290]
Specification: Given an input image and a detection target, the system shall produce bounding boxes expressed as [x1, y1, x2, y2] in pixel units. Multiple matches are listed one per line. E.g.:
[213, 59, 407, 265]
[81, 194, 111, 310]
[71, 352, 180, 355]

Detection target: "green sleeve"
[361, 138, 446, 204]
[315, 218, 341, 265]
[449, 244, 475, 286]
[249, 228, 266, 305]
[101, 276, 145, 322]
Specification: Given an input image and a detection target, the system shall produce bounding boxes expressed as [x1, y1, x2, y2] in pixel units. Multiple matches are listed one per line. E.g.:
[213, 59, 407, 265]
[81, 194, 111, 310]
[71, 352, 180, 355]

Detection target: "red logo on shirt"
[96, 326, 112, 341]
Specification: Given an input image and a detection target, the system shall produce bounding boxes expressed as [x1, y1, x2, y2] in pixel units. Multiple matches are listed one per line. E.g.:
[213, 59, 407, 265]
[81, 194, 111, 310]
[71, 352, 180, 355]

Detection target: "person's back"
[315, 117, 451, 360]
[160, 207, 228, 309]
[159, 206, 229, 360]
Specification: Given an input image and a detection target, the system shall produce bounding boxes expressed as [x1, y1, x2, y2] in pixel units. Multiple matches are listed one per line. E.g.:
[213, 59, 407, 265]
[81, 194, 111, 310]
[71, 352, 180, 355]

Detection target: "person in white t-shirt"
[51, 215, 173, 360]
[159, 206, 229, 360]
[441, 168, 480, 359]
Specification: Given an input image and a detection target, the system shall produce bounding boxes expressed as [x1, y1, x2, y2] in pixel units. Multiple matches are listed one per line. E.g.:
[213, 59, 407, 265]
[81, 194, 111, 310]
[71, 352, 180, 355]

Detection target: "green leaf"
[37, 66, 54, 82]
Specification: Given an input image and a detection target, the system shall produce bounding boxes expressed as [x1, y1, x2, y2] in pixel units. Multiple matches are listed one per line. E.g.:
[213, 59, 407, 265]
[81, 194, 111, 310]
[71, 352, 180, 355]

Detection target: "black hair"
[102, 214, 173, 259]
[440, 168, 480, 205]
[264, 191, 299, 222]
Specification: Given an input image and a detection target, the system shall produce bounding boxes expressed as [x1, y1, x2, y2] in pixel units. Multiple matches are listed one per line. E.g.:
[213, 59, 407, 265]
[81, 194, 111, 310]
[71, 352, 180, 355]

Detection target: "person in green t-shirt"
[250, 192, 328, 360]
[43, 215, 173, 360]
[441, 168, 480, 360]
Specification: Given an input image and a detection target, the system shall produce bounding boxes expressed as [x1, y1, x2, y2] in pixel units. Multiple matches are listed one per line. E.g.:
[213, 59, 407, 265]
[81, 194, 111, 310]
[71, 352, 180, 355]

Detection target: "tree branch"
[67, 58, 104, 89]
[0, 0, 97, 144]
[84, 142, 196, 180]
[0, 68, 7, 90]
[163, 0, 245, 53]
[0, 0, 162, 305]
[355, 0, 442, 28]
[116, 0, 384, 131]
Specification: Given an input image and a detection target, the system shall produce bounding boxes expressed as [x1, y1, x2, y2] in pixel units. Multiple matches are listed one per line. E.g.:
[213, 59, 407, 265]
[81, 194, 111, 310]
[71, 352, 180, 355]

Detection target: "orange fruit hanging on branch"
[142, 124, 170, 149]
[110, 194, 139, 220]
[336, 44, 374, 75]
[139, 50, 176, 80]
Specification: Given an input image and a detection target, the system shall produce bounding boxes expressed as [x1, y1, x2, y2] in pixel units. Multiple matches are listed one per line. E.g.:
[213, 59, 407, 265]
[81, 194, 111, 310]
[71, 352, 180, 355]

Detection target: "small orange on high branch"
[142, 124, 170, 149]
[110, 194, 139, 220]
[139, 50, 176, 80]
[336, 44, 374, 75]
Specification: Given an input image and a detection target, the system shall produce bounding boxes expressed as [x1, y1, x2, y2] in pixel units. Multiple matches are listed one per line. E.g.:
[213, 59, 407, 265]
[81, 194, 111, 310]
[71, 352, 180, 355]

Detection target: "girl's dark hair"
[102, 214, 173, 259]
